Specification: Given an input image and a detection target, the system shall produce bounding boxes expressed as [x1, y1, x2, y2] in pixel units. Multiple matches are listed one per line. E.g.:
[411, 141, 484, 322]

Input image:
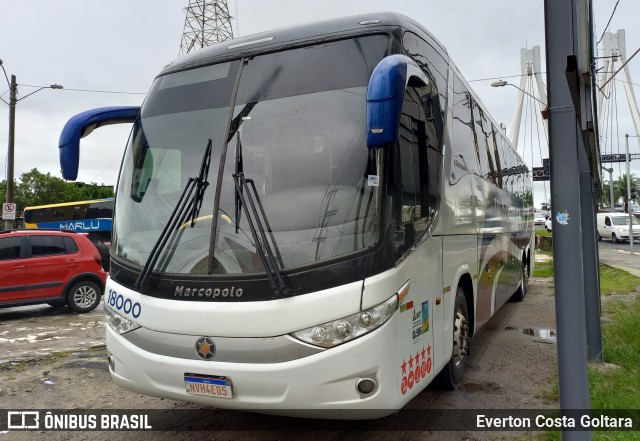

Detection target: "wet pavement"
[0, 301, 105, 365]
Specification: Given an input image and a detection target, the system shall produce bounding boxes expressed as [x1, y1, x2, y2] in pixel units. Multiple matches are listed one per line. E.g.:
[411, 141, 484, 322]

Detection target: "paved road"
[0, 301, 105, 365]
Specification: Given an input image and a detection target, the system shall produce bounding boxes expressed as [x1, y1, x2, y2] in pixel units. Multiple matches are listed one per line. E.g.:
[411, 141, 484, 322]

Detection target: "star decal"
[421, 347, 426, 361]
[427, 344, 432, 356]
[409, 354, 414, 369]
[415, 351, 420, 363]
[401, 359, 407, 375]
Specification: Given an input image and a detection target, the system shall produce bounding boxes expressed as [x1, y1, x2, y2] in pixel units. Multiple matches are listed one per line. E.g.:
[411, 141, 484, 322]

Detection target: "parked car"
[629, 204, 640, 216]
[596, 212, 640, 243]
[534, 211, 547, 226]
[0, 229, 107, 312]
[545, 216, 552, 232]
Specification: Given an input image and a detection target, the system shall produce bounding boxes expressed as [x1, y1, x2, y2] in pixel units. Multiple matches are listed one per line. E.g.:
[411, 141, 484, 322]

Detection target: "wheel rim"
[73, 285, 97, 308]
[452, 308, 469, 367]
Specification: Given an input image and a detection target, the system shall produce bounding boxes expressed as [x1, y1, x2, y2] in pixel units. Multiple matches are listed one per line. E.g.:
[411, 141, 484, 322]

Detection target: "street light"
[0, 59, 63, 229]
[490, 80, 548, 109]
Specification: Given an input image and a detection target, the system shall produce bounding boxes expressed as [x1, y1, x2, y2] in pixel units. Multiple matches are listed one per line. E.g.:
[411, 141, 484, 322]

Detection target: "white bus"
[59, 12, 533, 418]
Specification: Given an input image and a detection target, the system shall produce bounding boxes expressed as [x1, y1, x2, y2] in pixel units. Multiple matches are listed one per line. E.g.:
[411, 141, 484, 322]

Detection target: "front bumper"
[106, 316, 404, 418]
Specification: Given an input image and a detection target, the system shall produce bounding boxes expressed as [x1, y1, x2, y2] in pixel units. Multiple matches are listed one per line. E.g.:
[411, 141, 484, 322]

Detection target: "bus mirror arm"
[366, 55, 428, 149]
[59, 106, 140, 180]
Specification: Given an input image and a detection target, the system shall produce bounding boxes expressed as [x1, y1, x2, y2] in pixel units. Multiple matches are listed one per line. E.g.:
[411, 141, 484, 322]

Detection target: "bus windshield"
[113, 35, 388, 276]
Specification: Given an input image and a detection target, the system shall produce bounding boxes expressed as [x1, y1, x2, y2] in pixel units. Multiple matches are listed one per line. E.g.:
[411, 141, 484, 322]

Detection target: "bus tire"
[437, 287, 470, 390]
[93, 242, 110, 272]
[510, 261, 528, 302]
[66, 281, 102, 313]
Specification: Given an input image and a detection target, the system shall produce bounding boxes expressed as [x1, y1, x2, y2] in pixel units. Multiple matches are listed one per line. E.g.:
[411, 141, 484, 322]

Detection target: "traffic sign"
[2, 203, 16, 220]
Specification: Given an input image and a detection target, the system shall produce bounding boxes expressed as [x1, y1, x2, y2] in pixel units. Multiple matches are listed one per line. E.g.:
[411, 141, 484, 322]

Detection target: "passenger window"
[63, 236, 79, 254]
[393, 87, 436, 259]
[452, 74, 479, 178]
[605, 217, 611, 227]
[0, 237, 22, 261]
[30, 235, 66, 257]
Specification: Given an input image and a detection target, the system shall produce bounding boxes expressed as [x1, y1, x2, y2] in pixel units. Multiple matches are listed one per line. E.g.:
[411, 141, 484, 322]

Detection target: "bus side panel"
[361, 236, 442, 402]
[441, 234, 477, 364]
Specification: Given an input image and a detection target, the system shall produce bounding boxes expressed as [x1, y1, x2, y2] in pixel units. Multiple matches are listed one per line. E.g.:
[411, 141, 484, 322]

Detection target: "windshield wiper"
[135, 139, 212, 290]
[232, 172, 292, 297]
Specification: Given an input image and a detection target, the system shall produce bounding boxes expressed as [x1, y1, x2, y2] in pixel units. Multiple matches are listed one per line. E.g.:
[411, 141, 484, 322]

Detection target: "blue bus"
[23, 198, 114, 244]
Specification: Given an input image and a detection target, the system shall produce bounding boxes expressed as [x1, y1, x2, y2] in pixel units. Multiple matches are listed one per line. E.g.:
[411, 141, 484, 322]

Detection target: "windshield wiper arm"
[232, 172, 292, 297]
[135, 139, 213, 290]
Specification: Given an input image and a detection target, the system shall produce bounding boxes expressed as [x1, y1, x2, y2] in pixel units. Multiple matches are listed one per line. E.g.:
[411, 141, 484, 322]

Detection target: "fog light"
[311, 327, 326, 343]
[108, 355, 115, 372]
[356, 378, 377, 395]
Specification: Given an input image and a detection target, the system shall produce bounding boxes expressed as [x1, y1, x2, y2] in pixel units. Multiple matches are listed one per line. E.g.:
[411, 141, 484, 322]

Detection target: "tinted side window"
[452, 74, 479, 176]
[0, 237, 22, 261]
[392, 87, 438, 259]
[491, 126, 503, 188]
[402, 32, 448, 108]
[63, 236, 79, 254]
[87, 200, 114, 219]
[30, 235, 66, 257]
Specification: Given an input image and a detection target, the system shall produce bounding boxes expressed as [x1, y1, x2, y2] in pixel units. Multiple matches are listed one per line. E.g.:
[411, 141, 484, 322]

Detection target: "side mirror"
[366, 54, 429, 149]
[59, 106, 140, 180]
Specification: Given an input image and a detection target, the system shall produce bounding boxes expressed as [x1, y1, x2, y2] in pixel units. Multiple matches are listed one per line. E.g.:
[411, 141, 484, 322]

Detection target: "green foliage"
[545, 299, 640, 441]
[532, 260, 554, 277]
[602, 173, 640, 210]
[0, 168, 114, 214]
[599, 265, 640, 295]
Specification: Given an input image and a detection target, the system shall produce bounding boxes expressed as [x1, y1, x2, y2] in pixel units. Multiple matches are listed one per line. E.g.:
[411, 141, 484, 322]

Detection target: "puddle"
[505, 326, 557, 341]
[461, 383, 483, 392]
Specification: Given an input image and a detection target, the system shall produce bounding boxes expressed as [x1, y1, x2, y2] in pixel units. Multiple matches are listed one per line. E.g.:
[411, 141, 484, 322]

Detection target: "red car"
[0, 229, 107, 312]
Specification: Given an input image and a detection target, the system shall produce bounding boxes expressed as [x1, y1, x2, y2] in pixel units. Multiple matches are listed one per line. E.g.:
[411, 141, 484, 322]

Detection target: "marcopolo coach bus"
[58, 12, 533, 417]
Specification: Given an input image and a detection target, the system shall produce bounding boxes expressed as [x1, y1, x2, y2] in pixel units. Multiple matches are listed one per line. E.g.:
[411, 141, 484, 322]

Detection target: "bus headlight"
[291, 294, 398, 348]
[105, 307, 141, 335]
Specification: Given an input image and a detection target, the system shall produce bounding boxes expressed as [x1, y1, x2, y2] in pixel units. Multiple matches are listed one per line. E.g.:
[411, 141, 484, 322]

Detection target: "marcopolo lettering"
[174, 285, 243, 298]
[108, 289, 142, 318]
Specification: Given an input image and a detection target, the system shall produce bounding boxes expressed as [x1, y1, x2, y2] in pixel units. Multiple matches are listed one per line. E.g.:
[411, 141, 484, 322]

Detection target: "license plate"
[184, 373, 233, 399]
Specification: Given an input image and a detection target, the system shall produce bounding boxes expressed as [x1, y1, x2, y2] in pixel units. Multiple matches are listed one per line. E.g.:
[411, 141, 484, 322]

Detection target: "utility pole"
[544, 0, 592, 439]
[1, 59, 63, 230]
[5, 74, 16, 230]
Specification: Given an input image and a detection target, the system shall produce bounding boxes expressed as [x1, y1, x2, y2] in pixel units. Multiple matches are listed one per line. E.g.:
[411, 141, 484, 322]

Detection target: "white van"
[596, 212, 640, 243]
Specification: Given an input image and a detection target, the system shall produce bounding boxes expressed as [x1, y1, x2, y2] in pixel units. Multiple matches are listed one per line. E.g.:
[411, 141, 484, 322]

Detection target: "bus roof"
[23, 198, 114, 211]
[159, 12, 448, 77]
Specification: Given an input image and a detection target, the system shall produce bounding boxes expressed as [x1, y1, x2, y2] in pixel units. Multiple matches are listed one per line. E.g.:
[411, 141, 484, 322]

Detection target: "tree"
[602, 173, 640, 211]
[0, 168, 114, 214]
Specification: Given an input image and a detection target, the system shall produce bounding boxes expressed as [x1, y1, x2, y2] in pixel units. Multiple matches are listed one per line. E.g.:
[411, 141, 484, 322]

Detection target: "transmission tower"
[179, 0, 234, 55]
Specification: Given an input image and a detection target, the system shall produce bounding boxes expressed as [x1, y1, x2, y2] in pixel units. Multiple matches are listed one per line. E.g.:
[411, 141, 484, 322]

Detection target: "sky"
[1, 0, 639, 208]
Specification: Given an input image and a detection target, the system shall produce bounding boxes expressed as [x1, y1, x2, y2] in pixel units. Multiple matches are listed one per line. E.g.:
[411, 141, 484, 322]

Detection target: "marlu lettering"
[174, 286, 243, 298]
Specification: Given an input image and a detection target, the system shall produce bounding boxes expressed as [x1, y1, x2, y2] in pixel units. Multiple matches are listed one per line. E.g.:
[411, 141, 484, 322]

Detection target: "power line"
[19, 84, 146, 95]
[468, 73, 524, 83]
[597, 0, 621, 45]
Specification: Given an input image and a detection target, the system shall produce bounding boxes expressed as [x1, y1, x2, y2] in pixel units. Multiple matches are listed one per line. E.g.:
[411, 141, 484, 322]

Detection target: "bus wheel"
[510, 261, 528, 302]
[437, 287, 470, 389]
[67, 281, 102, 313]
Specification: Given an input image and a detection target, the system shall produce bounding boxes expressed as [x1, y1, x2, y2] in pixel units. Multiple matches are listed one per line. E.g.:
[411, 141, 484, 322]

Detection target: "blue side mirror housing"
[366, 54, 428, 149]
[59, 106, 140, 180]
